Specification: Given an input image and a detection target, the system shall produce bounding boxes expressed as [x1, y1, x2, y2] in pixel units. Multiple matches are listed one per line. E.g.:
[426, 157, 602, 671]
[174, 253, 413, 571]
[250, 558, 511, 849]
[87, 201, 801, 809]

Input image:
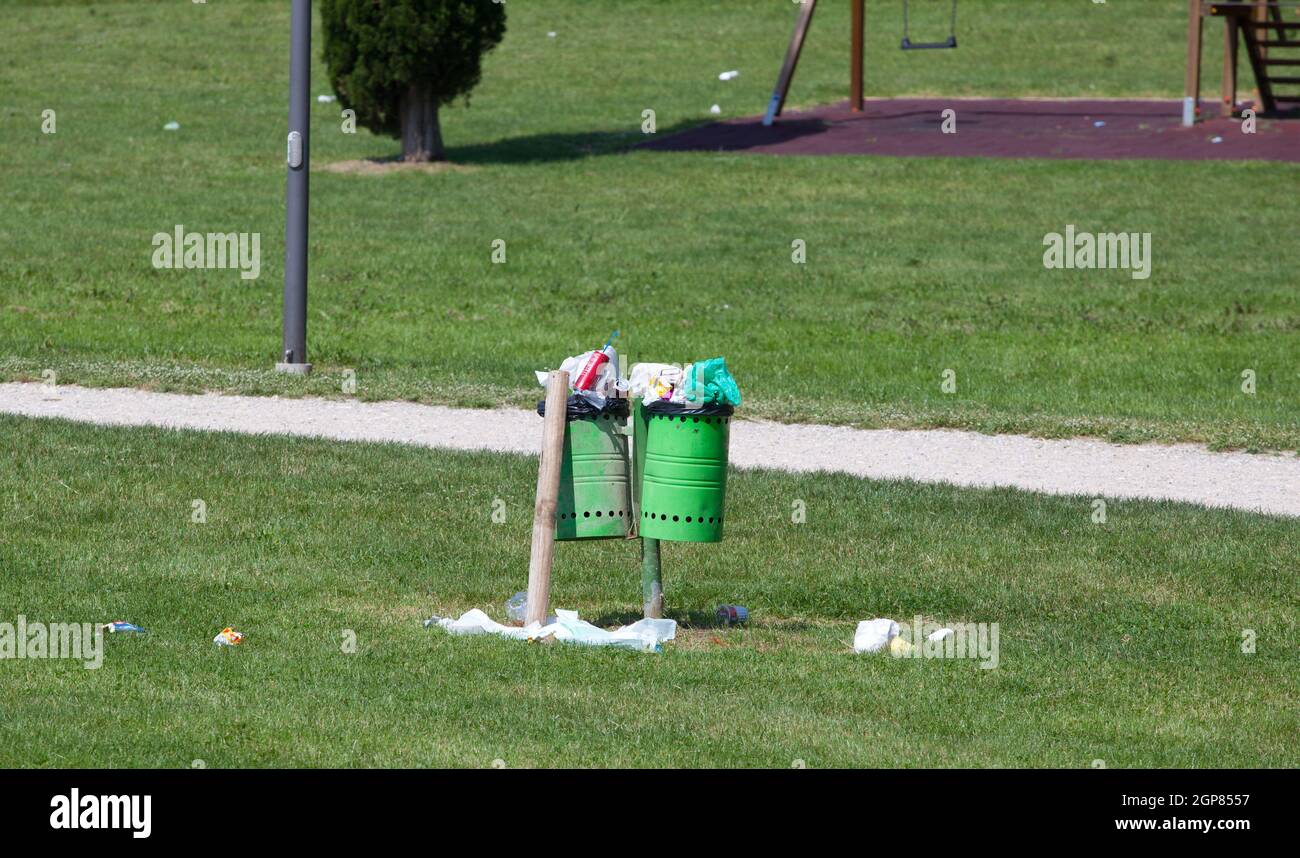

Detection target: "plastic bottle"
[573, 331, 618, 391]
[505, 592, 528, 623]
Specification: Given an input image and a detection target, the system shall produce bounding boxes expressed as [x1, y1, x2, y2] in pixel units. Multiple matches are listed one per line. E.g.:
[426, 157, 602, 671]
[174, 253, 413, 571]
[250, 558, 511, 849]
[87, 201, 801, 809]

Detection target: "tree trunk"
[399, 83, 444, 162]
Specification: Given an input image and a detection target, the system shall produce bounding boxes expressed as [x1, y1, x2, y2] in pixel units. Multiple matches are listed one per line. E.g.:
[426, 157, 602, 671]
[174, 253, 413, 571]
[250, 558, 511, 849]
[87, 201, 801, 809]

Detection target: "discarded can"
[716, 605, 749, 626]
[101, 621, 146, 635]
[213, 627, 245, 646]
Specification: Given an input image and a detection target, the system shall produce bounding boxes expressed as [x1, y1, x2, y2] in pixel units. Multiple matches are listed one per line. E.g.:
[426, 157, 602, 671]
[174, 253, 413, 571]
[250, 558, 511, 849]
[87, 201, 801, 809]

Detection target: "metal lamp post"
[277, 0, 312, 374]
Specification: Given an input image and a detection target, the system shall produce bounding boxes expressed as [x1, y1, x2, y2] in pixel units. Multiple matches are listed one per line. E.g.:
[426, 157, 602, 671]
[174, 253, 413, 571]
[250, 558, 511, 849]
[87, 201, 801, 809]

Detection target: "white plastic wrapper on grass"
[425, 608, 676, 653]
[853, 618, 898, 653]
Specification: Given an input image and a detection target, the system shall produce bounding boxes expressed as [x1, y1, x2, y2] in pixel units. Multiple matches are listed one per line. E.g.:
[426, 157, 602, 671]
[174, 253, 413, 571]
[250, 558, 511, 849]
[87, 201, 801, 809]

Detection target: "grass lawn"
[1, 415, 1295, 767]
[1, 0, 1297, 450]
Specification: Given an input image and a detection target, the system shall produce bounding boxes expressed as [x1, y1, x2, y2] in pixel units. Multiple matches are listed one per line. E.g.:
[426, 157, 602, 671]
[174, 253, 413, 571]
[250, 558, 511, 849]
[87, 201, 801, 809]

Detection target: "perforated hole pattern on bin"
[641, 510, 722, 525]
[651, 415, 730, 424]
[558, 507, 629, 521]
[554, 411, 631, 536]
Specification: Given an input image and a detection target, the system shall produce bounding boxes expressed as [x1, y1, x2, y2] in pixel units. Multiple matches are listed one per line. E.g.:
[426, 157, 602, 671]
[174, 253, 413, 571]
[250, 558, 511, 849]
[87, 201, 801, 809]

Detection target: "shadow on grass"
[348, 119, 721, 166]
[591, 607, 817, 632]
[636, 117, 832, 154]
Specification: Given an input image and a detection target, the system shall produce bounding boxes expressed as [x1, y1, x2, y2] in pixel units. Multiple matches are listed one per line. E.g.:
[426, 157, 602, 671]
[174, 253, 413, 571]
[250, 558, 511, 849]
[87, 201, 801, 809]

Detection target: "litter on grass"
[317, 94, 336, 103]
[855, 619, 959, 653]
[853, 618, 898, 653]
[505, 591, 528, 623]
[719, 70, 739, 81]
[213, 627, 245, 646]
[889, 636, 913, 657]
[710, 104, 722, 115]
[425, 608, 676, 653]
[163, 121, 180, 131]
[101, 621, 146, 635]
[716, 605, 749, 625]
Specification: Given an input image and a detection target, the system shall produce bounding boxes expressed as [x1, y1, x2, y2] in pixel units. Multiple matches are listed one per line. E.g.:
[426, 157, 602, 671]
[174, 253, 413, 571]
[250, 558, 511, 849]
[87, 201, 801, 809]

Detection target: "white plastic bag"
[426, 608, 676, 653]
[629, 362, 683, 406]
[853, 618, 899, 653]
[536, 349, 619, 397]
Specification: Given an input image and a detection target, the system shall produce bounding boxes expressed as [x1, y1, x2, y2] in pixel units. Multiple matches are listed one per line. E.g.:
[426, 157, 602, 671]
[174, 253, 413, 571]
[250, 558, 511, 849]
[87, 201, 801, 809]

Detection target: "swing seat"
[900, 35, 957, 50]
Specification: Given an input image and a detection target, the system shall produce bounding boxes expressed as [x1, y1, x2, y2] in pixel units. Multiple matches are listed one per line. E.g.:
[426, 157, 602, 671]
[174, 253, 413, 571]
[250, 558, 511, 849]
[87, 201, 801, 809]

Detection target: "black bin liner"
[645, 401, 735, 417]
[537, 395, 631, 420]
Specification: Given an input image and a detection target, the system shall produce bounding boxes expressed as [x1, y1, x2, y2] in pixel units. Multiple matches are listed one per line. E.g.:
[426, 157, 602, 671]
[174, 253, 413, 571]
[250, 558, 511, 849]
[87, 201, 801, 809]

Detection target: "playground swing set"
[764, 0, 959, 126]
[761, 0, 1299, 129]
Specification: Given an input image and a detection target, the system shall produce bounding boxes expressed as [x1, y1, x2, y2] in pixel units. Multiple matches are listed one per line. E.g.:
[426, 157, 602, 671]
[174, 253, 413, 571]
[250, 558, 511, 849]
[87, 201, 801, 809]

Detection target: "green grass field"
[2, 0, 1297, 449]
[1, 415, 1296, 767]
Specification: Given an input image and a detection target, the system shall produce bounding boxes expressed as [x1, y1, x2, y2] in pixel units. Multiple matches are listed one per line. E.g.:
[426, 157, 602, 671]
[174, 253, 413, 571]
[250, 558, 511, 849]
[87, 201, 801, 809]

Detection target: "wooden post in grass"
[1223, 12, 1239, 117]
[526, 370, 568, 626]
[851, 0, 865, 112]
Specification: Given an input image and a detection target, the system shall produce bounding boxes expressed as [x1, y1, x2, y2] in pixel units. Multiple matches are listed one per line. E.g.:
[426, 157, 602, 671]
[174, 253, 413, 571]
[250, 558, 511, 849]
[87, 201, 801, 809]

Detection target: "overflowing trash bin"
[537, 396, 632, 541]
[629, 356, 740, 544]
[534, 344, 741, 547]
[528, 341, 743, 618]
[637, 402, 732, 543]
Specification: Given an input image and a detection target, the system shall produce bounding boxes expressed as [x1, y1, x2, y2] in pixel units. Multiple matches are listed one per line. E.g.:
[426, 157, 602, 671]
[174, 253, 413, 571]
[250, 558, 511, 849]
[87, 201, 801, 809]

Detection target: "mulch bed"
[639, 98, 1300, 162]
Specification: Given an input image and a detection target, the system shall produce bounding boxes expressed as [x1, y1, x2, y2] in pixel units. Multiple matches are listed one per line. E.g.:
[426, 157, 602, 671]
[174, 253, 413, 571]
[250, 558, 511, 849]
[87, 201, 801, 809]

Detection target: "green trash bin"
[540, 397, 632, 541]
[638, 402, 733, 543]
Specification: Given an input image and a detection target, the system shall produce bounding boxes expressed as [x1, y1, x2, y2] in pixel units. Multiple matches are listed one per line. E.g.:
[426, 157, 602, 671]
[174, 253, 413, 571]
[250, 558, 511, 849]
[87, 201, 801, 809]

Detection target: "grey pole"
[277, 0, 312, 374]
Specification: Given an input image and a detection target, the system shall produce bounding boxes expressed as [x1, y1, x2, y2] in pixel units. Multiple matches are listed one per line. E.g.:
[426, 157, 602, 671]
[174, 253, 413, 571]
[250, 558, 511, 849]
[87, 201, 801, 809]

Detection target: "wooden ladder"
[1209, 1, 1300, 113]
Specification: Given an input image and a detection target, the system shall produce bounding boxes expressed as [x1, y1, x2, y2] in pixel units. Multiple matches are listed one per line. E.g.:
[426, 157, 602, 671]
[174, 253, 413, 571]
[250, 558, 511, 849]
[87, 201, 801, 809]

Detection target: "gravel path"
[3, 382, 1297, 518]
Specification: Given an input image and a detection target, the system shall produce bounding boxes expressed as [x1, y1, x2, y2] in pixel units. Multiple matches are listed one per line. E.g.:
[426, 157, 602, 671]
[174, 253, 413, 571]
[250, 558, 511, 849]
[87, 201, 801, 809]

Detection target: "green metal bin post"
[638, 406, 732, 543]
[552, 408, 632, 541]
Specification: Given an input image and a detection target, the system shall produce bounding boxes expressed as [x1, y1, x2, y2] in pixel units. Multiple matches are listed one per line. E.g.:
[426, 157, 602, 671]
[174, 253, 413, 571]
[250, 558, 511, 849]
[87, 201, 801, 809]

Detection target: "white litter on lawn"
[2, 383, 1297, 518]
[854, 621, 954, 654]
[853, 619, 898, 653]
[424, 608, 676, 653]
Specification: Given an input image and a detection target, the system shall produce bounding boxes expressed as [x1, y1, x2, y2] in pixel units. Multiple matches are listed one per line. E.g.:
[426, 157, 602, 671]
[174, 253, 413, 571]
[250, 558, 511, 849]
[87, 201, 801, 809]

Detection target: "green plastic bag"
[684, 357, 741, 407]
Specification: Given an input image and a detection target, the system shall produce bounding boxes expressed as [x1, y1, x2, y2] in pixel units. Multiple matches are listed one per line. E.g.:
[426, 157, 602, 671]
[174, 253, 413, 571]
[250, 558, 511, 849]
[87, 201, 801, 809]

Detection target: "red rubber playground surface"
[640, 98, 1300, 162]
